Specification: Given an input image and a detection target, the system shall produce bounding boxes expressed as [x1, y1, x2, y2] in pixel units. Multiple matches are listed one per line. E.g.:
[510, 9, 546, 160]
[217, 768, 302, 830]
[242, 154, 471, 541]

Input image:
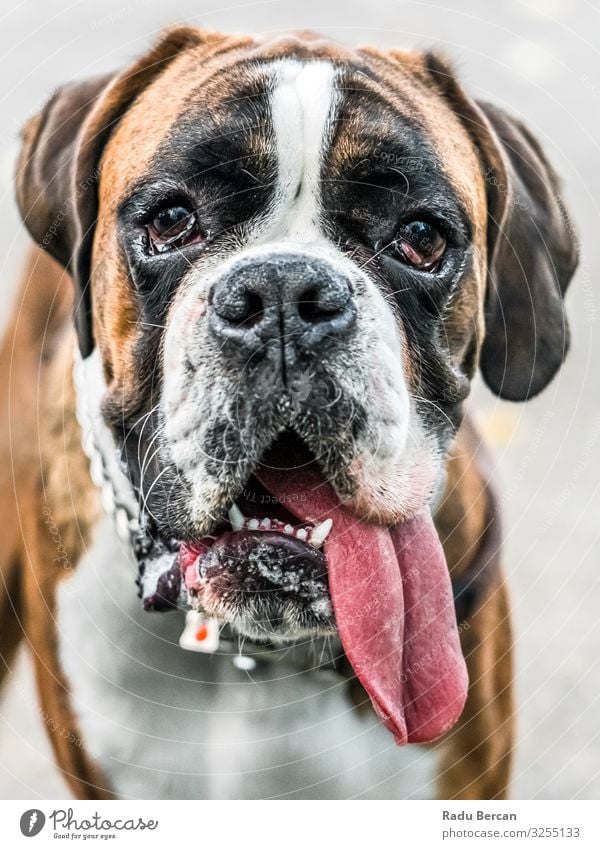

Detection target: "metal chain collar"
[73, 347, 140, 548]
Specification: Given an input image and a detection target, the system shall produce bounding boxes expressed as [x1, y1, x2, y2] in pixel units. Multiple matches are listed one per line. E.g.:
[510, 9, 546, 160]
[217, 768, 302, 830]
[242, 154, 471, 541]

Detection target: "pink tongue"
[256, 463, 468, 745]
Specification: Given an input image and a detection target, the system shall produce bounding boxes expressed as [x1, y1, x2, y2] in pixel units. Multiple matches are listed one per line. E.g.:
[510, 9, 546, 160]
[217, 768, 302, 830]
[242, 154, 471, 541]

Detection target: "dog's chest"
[56, 519, 435, 799]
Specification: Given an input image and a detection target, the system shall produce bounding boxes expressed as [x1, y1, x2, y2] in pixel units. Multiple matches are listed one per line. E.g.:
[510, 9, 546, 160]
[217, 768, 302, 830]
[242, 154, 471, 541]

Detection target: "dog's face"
[17, 28, 577, 641]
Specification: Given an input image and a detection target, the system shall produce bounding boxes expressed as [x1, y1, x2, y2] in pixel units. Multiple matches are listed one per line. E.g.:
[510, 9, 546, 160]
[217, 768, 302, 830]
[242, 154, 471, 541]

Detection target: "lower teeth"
[226, 504, 333, 549]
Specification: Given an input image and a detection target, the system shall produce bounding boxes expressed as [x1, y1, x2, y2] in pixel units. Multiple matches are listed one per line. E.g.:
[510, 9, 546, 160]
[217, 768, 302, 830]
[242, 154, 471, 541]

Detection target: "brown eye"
[147, 205, 203, 254]
[393, 219, 446, 271]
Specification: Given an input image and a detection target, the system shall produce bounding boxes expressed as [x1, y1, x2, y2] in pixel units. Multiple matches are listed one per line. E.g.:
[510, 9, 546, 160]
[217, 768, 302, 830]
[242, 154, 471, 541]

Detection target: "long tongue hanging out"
[256, 461, 468, 745]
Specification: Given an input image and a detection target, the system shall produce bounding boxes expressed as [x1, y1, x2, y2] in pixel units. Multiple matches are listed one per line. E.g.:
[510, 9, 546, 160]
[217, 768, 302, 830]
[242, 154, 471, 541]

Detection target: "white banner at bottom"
[0, 799, 598, 848]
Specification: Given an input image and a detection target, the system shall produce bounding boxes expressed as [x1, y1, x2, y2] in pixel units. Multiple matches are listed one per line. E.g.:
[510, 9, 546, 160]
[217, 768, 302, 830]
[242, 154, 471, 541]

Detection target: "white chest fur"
[56, 518, 436, 799]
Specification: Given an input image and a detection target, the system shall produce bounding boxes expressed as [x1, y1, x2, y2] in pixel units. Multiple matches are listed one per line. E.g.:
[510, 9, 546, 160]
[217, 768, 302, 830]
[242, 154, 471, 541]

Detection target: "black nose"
[208, 253, 356, 359]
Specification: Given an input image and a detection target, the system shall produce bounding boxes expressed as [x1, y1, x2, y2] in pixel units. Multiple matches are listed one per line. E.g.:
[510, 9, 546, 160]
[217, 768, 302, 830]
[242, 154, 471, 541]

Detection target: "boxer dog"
[0, 27, 577, 799]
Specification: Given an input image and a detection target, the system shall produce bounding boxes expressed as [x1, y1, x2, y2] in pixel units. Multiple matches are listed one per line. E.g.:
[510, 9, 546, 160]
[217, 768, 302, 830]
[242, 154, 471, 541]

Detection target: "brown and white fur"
[0, 27, 577, 799]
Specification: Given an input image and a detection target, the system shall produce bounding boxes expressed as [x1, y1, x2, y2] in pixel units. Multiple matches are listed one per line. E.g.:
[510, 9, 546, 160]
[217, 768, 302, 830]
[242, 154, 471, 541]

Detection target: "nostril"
[212, 286, 264, 328]
[297, 287, 341, 324]
[297, 284, 353, 326]
[232, 291, 264, 328]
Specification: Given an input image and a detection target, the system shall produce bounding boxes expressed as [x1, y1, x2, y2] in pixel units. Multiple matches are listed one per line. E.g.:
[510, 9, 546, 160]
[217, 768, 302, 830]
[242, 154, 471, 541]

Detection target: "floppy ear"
[424, 54, 579, 401]
[15, 26, 209, 357]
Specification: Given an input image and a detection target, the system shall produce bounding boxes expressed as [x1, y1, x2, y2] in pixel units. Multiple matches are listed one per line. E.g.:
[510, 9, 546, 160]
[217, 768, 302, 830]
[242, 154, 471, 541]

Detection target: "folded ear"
[476, 101, 578, 400]
[425, 54, 579, 401]
[15, 26, 209, 357]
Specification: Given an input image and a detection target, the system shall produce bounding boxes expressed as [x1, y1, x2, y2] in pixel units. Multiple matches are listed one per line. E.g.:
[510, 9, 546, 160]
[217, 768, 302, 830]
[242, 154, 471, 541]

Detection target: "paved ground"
[0, 0, 599, 799]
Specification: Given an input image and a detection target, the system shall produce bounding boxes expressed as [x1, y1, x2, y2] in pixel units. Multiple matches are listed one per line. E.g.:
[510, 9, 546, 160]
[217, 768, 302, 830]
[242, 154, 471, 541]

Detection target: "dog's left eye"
[146, 204, 203, 254]
[392, 219, 446, 272]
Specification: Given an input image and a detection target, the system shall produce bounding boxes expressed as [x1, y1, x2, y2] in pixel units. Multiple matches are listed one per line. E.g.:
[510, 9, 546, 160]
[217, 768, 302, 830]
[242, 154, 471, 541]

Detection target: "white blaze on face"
[264, 59, 338, 244]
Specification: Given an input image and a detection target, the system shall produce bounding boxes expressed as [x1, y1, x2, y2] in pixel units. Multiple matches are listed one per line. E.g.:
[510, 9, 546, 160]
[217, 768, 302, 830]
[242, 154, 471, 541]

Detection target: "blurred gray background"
[0, 0, 598, 799]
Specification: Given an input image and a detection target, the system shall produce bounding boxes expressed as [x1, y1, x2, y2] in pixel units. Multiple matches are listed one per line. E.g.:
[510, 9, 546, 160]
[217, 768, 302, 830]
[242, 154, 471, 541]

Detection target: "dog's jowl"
[1, 27, 577, 799]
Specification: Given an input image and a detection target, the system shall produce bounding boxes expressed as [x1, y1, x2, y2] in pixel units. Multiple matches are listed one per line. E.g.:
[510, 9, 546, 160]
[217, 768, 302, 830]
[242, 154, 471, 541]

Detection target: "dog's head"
[17, 28, 577, 656]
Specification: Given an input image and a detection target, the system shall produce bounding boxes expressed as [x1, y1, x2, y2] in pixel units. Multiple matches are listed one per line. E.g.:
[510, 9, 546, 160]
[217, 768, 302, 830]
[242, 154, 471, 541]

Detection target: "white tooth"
[283, 524, 294, 535]
[310, 518, 333, 548]
[228, 503, 245, 532]
[296, 528, 308, 542]
[260, 518, 271, 530]
[248, 518, 260, 530]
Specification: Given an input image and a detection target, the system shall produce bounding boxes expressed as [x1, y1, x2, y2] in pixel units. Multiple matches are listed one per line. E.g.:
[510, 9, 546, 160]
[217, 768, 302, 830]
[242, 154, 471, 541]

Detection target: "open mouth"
[176, 435, 337, 640]
[138, 431, 468, 745]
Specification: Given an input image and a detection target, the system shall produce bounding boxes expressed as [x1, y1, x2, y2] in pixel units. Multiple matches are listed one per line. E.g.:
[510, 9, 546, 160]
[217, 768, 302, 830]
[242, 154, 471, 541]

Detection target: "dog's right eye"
[146, 204, 204, 254]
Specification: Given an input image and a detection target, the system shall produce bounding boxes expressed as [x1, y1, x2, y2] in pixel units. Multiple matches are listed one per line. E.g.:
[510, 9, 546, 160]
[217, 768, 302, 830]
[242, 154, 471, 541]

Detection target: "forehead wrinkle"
[144, 94, 274, 188]
[333, 59, 485, 222]
[98, 41, 266, 210]
[328, 72, 438, 177]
